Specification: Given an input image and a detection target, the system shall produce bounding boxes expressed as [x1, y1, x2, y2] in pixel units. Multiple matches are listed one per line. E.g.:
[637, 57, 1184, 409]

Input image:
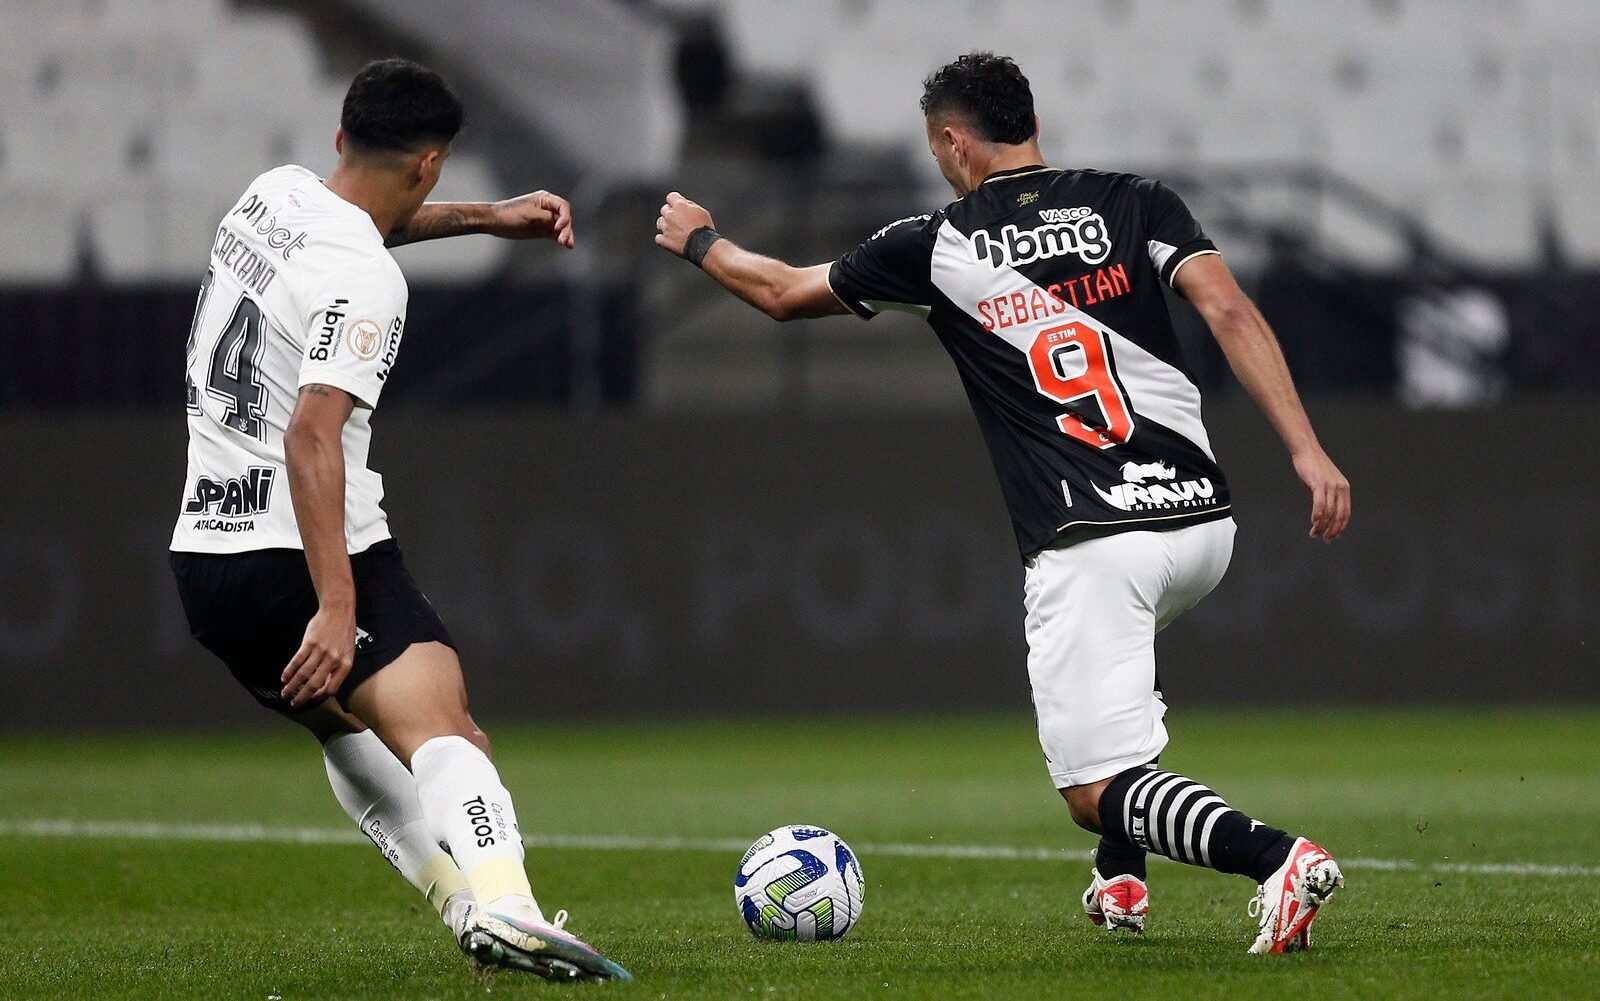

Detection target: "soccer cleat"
[444, 893, 478, 953]
[1247, 837, 1343, 954]
[1081, 868, 1148, 934]
[464, 907, 633, 982]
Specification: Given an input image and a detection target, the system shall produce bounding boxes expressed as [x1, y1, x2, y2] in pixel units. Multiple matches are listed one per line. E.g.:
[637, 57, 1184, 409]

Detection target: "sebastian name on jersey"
[828, 166, 1231, 558]
[172, 165, 408, 555]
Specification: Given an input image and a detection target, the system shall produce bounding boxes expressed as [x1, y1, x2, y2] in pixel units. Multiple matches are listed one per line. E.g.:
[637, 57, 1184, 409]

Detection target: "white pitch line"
[3, 818, 1598, 879]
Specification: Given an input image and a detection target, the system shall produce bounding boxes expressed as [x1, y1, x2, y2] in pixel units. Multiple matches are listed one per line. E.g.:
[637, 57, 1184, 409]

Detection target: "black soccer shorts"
[170, 539, 456, 712]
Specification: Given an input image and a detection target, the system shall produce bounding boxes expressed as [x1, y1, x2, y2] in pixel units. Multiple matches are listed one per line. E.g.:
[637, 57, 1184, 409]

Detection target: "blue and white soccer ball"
[735, 825, 865, 941]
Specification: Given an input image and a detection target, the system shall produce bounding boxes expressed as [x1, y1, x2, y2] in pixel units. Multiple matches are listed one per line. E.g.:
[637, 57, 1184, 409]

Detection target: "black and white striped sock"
[1092, 835, 1147, 881]
[1098, 767, 1294, 883]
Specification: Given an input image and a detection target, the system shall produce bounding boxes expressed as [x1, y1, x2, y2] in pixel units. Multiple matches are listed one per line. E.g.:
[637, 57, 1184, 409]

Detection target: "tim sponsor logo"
[970, 206, 1112, 268]
[1092, 461, 1217, 512]
[185, 466, 274, 518]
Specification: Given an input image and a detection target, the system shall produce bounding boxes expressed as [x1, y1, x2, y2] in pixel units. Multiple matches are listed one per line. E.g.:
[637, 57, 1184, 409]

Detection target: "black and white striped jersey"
[828, 165, 1231, 558]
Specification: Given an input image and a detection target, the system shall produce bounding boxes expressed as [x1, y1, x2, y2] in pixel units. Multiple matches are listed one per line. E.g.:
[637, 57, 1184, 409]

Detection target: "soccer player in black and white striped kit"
[656, 53, 1351, 953]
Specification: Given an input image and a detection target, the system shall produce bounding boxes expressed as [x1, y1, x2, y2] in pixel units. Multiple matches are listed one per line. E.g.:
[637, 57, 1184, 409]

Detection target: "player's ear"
[334, 126, 345, 157]
[946, 127, 966, 166]
[415, 147, 443, 187]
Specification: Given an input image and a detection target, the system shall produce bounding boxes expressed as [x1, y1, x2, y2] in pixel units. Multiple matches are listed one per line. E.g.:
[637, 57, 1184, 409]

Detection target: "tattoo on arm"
[386, 204, 477, 248]
[299, 385, 332, 398]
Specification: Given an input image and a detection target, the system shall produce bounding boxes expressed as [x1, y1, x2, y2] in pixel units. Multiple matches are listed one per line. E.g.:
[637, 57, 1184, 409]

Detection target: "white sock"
[323, 730, 471, 918]
[411, 734, 543, 921]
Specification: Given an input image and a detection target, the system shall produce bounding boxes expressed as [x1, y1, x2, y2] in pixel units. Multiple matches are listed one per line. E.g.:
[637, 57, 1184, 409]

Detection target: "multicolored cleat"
[1082, 867, 1149, 934]
[1248, 837, 1343, 954]
[464, 907, 633, 982]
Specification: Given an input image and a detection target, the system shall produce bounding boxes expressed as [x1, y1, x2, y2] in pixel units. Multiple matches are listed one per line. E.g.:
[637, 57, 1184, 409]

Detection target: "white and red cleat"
[1082, 868, 1149, 934]
[1248, 838, 1343, 954]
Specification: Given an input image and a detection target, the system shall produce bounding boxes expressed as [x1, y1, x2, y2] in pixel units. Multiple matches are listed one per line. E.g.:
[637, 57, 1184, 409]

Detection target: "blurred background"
[0, 0, 1594, 728]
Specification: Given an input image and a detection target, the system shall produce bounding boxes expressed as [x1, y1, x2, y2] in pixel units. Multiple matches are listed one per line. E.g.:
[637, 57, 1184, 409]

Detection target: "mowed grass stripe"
[4, 816, 1597, 878]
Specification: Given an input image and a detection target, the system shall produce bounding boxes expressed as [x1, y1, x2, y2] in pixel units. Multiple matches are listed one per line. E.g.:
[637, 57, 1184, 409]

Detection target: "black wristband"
[684, 226, 723, 268]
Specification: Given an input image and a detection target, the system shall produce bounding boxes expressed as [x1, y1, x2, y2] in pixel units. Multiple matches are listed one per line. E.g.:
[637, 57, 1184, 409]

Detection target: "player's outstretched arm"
[654, 191, 847, 321]
[1174, 253, 1351, 543]
[282, 384, 359, 708]
[385, 191, 575, 249]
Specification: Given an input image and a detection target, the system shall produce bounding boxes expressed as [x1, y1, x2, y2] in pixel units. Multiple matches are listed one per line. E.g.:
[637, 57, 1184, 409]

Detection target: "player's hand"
[655, 192, 715, 257]
[486, 191, 575, 248]
[281, 604, 357, 708]
[1292, 447, 1351, 543]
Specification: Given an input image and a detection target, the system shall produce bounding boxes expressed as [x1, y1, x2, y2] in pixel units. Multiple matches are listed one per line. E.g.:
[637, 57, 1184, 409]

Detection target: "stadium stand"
[662, 0, 1600, 268]
[4, 0, 1599, 283]
[4, 0, 1599, 405]
[0, 0, 504, 283]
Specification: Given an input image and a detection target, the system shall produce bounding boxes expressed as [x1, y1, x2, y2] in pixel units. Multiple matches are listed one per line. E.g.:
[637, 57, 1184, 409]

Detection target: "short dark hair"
[341, 58, 465, 154]
[920, 52, 1036, 145]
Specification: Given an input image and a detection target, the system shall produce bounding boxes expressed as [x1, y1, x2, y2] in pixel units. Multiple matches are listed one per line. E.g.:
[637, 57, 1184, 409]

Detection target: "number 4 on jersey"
[184, 268, 215, 416]
[1027, 321, 1134, 450]
[186, 264, 269, 442]
[206, 296, 269, 439]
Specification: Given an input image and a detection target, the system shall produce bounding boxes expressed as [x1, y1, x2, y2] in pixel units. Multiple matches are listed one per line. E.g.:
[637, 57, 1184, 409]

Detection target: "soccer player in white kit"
[655, 53, 1351, 953]
[169, 59, 628, 981]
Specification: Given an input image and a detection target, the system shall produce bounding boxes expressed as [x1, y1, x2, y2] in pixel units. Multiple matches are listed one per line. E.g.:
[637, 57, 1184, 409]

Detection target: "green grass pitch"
[2, 708, 1597, 999]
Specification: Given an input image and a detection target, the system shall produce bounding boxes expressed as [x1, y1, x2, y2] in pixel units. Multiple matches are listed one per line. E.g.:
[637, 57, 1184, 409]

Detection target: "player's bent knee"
[284, 697, 367, 744]
[1061, 780, 1111, 833]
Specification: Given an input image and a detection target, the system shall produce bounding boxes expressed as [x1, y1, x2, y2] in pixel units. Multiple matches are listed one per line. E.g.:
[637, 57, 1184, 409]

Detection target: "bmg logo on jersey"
[375, 316, 403, 382]
[309, 299, 349, 362]
[184, 466, 275, 519]
[970, 207, 1113, 269]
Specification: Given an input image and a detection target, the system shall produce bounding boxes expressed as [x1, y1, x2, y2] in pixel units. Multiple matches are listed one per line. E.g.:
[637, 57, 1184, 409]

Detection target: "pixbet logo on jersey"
[970, 207, 1112, 269]
[1092, 461, 1217, 512]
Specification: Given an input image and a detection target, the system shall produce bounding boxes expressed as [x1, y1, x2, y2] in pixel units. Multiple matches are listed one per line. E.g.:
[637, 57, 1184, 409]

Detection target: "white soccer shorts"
[1023, 517, 1236, 788]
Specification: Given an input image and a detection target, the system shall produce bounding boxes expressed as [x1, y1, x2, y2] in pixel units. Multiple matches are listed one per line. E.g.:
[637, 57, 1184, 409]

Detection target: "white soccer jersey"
[170, 165, 408, 555]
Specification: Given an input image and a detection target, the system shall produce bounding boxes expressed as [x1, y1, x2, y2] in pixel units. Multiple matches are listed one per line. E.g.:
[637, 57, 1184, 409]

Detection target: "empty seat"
[32, 28, 201, 117]
[1196, 104, 1320, 165]
[724, 0, 839, 77]
[1316, 209, 1413, 271]
[88, 182, 236, 282]
[1421, 173, 1542, 269]
[0, 108, 148, 187]
[283, 85, 349, 177]
[151, 106, 294, 191]
[813, 30, 928, 144]
[0, 184, 79, 283]
[0, 0, 100, 30]
[1047, 105, 1199, 172]
[193, 14, 321, 110]
[1553, 170, 1600, 265]
[1542, 52, 1600, 175]
[100, 0, 228, 29]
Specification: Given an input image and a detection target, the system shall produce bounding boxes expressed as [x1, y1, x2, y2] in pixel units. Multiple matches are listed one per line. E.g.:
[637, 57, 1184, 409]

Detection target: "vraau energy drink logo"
[1093, 461, 1217, 512]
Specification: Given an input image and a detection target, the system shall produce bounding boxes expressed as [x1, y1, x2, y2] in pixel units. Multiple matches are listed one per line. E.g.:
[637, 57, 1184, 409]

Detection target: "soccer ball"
[735, 825, 865, 941]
